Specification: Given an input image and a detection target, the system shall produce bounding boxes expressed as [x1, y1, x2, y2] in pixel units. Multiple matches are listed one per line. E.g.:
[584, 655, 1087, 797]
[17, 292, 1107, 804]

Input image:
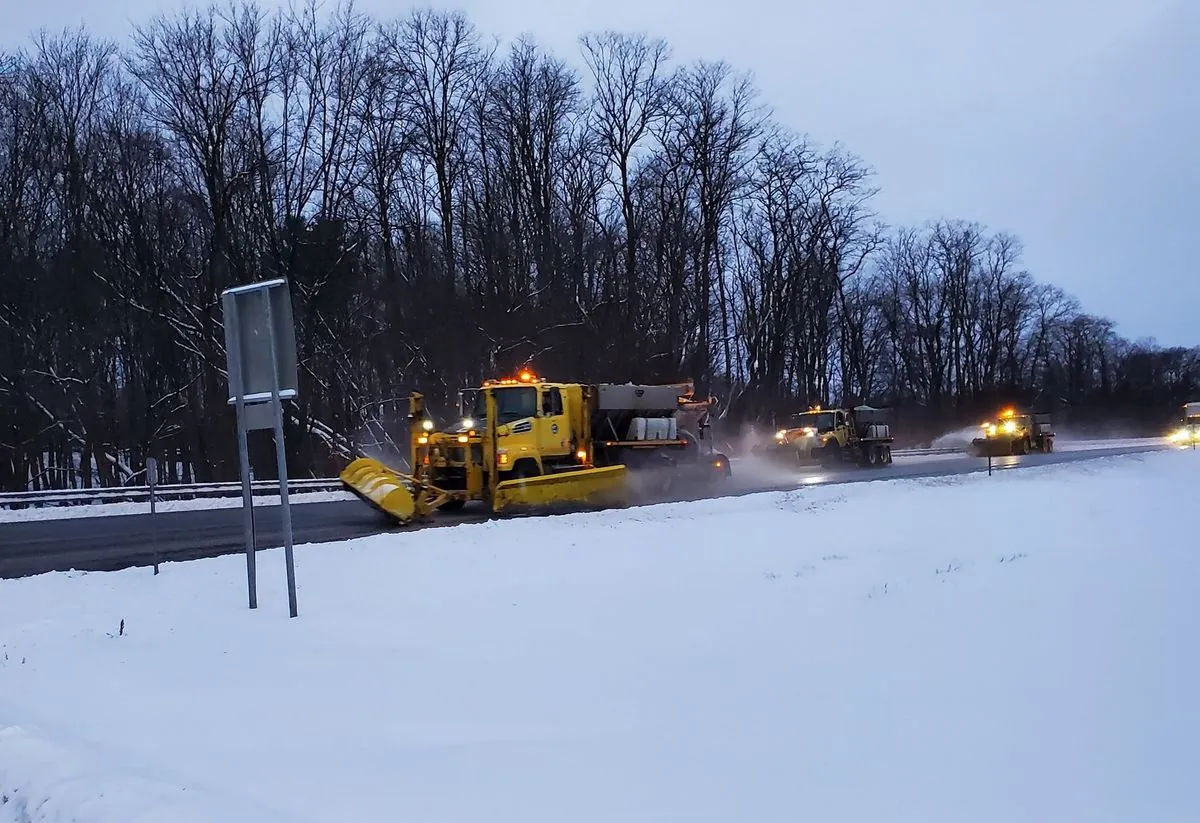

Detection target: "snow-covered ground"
[0, 489, 353, 523]
[1052, 436, 1167, 451]
[2, 450, 1197, 823]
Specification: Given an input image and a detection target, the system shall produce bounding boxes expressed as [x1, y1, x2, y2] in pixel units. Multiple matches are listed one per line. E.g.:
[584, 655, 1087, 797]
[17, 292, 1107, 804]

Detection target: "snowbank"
[2, 451, 1198, 822]
[931, 427, 1165, 452]
[0, 489, 353, 523]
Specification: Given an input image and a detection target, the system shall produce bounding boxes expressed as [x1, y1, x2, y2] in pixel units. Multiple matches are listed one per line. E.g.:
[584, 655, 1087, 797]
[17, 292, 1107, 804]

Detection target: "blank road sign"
[242, 401, 277, 431]
[222, 279, 299, 404]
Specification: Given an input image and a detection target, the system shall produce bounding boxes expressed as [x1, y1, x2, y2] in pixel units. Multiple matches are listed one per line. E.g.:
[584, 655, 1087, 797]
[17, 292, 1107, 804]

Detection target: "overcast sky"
[6, 0, 1197, 346]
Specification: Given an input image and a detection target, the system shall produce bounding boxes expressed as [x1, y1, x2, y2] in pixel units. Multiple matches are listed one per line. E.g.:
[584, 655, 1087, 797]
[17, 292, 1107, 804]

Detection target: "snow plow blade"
[493, 465, 628, 513]
[339, 457, 417, 523]
[972, 439, 1011, 458]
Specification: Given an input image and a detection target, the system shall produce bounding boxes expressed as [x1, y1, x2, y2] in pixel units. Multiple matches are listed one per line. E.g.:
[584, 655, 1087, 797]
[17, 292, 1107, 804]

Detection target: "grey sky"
[8, 0, 1197, 346]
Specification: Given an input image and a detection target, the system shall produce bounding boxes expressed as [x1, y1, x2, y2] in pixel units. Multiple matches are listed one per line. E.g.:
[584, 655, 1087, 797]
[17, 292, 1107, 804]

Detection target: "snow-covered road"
[0, 436, 1169, 523]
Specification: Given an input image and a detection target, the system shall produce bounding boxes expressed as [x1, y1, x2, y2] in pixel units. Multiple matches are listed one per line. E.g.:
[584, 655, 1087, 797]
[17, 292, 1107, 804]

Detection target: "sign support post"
[225, 295, 259, 609]
[261, 287, 297, 618]
[221, 279, 300, 617]
[147, 456, 160, 575]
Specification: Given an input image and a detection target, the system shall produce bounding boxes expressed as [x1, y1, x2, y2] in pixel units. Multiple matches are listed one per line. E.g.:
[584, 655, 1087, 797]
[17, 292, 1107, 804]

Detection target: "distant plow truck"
[1168, 401, 1200, 446]
[339, 370, 731, 524]
[970, 408, 1054, 457]
[756, 405, 895, 468]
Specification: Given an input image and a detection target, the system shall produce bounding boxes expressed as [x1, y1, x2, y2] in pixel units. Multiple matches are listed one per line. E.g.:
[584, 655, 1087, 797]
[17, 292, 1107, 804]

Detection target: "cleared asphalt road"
[0, 443, 1169, 579]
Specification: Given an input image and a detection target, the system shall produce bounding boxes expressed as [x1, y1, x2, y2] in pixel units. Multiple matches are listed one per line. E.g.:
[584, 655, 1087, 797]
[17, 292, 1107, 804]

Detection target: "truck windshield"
[471, 386, 537, 425]
[790, 411, 835, 432]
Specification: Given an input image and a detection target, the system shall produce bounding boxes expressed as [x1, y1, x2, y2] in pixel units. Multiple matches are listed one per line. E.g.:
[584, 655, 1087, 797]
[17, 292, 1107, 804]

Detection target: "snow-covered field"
[2, 450, 1197, 823]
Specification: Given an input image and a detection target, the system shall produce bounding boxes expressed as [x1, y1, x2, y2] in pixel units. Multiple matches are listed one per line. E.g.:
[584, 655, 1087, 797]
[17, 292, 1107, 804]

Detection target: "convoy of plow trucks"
[337, 367, 1187, 524]
[340, 370, 732, 524]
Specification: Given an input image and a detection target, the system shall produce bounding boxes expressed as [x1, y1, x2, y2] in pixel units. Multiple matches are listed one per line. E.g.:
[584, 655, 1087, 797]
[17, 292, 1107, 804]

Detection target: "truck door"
[538, 386, 571, 461]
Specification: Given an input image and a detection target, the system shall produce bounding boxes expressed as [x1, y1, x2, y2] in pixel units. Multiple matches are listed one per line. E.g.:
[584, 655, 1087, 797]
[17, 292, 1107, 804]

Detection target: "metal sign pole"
[263, 289, 298, 618]
[225, 298, 258, 610]
[222, 278, 299, 616]
[147, 456, 159, 575]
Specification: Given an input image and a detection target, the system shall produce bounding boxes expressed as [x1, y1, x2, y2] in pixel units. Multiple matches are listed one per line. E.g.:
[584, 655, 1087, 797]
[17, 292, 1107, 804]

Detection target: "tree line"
[1, 1, 1196, 489]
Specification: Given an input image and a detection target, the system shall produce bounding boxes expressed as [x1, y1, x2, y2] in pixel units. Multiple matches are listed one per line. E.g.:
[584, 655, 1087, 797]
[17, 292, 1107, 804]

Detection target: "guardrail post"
[988, 451, 993, 476]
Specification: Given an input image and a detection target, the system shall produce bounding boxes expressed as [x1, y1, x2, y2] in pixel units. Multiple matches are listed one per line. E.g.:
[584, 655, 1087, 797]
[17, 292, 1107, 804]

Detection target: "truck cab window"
[790, 411, 836, 432]
[542, 388, 563, 416]
[473, 387, 537, 424]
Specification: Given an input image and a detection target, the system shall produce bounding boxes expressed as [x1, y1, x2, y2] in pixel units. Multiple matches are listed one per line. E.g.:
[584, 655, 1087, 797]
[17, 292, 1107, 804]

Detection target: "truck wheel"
[1043, 437, 1054, 453]
[511, 460, 541, 480]
[866, 446, 878, 467]
[882, 445, 892, 465]
[711, 452, 732, 478]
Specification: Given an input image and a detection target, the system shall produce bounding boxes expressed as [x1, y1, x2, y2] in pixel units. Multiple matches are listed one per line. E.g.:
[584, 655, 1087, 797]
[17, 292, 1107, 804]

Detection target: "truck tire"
[511, 459, 541, 480]
[882, 445, 892, 465]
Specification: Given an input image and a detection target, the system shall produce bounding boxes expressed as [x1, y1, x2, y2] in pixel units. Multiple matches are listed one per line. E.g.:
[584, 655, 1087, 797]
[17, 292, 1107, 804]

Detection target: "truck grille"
[433, 466, 468, 490]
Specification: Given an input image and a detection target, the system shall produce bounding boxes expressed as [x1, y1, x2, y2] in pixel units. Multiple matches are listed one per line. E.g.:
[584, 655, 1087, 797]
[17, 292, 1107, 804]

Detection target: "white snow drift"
[0, 489, 354, 523]
[1, 450, 1197, 823]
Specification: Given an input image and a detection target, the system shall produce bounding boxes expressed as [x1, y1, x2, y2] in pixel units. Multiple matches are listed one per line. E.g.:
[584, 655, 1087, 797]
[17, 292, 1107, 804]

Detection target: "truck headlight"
[421, 419, 434, 431]
[775, 429, 787, 440]
[461, 417, 474, 430]
[1002, 420, 1017, 434]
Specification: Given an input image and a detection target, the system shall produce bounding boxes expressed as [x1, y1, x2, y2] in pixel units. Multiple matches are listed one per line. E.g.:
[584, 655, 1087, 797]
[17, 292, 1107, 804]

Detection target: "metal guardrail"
[892, 447, 964, 456]
[0, 478, 344, 509]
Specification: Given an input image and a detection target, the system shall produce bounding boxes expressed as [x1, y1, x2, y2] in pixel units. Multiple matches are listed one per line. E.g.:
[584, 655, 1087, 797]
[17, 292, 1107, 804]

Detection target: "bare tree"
[0, 5, 1194, 490]
[580, 31, 671, 368]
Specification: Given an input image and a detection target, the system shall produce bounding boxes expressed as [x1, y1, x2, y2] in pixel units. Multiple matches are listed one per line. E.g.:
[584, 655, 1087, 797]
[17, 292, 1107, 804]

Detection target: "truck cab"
[774, 407, 844, 460]
[770, 405, 893, 466]
[418, 371, 591, 502]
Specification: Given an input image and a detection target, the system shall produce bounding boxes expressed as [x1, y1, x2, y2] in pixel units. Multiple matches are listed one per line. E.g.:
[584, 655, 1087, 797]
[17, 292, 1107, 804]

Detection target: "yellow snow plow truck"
[758, 405, 895, 468]
[970, 408, 1054, 456]
[339, 370, 731, 524]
